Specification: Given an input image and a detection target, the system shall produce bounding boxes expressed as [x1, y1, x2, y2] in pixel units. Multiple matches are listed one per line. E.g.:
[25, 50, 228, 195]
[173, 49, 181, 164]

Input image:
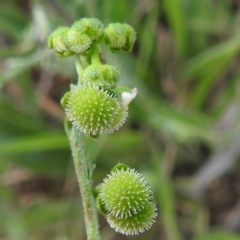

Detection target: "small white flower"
[121, 88, 137, 108]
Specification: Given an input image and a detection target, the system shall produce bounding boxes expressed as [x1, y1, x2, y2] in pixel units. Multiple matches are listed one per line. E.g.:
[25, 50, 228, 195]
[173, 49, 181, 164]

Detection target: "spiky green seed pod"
[66, 30, 92, 54]
[104, 23, 136, 52]
[48, 27, 73, 57]
[65, 18, 104, 54]
[71, 18, 104, 43]
[99, 168, 154, 219]
[97, 165, 157, 235]
[107, 202, 157, 235]
[62, 84, 127, 137]
[82, 64, 120, 89]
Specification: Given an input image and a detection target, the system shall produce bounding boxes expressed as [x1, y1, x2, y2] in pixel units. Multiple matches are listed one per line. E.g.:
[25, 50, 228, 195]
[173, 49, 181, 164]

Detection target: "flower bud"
[65, 18, 104, 54]
[66, 29, 92, 54]
[71, 18, 104, 43]
[62, 84, 127, 137]
[82, 64, 119, 89]
[48, 27, 74, 57]
[104, 23, 136, 52]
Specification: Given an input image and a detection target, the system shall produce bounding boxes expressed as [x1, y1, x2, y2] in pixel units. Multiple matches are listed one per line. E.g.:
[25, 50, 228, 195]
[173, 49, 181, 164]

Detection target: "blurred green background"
[1, 0, 240, 239]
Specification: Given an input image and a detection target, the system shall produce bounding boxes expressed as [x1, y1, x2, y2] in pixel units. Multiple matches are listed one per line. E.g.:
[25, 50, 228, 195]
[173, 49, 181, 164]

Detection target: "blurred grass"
[1, 0, 240, 240]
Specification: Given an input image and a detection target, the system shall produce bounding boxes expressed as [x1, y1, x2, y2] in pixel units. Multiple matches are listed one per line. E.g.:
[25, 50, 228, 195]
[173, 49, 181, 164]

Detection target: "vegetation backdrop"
[1, 0, 240, 240]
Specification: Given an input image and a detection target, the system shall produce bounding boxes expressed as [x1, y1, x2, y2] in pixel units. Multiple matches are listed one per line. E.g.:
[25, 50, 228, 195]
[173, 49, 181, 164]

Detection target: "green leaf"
[0, 132, 68, 155]
[163, 0, 187, 56]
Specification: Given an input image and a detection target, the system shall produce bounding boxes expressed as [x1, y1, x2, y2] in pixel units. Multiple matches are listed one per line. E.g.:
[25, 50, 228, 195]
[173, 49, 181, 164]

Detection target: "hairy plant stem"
[91, 44, 101, 65]
[75, 54, 90, 83]
[65, 121, 101, 240]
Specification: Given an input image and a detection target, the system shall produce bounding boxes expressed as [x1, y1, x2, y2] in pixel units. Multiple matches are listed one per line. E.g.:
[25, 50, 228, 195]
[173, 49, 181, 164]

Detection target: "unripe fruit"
[99, 168, 154, 218]
[71, 18, 104, 43]
[62, 84, 127, 137]
[82, 64, 119, 89]
[104, 23, 136, 52]
[65, 18, 104, 54]
[66, 30, 92, 54]
[97, 165, 157, 235]
[107, 202, 157, 235]
[48, 26, 74, 56]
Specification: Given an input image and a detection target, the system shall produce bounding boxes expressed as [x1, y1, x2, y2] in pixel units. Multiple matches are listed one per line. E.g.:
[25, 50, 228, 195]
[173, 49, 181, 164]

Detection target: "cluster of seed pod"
[49, 19, 157, 236]
[96, 164, 157, 235]
[48, 18, 137, 138]
[48, 18, 136, 56]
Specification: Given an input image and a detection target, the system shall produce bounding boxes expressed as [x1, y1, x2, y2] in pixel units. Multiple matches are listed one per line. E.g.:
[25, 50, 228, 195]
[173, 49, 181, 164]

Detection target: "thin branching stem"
[65, 122, 101, 240]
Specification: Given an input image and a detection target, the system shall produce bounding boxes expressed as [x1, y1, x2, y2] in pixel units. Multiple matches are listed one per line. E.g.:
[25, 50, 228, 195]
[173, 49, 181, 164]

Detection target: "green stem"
[65, 122, 100, 240]
[75, 54, 90, 84]
[75, 54, 84, 82]
[91, 44, 101, 65]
